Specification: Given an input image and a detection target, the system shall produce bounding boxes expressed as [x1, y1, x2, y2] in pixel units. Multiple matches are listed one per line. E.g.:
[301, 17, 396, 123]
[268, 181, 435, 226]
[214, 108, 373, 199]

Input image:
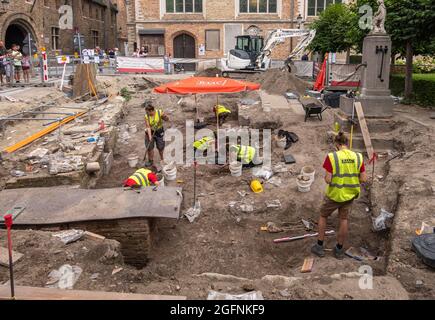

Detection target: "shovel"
[184, 159, 201, 223]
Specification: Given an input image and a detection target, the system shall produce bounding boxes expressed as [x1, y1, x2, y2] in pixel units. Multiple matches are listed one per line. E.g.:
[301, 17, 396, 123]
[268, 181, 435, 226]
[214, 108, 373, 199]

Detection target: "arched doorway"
[173, 33, 196, 71]
[5, 23, 28, 49]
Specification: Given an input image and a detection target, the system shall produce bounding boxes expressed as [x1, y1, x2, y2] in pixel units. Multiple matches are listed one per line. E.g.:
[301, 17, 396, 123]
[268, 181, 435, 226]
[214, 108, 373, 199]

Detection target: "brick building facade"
[115, 0, 129, 54]
[126, 0, 350, 62]
[126, 0, 305, 61]
[0, 0, 121, 55]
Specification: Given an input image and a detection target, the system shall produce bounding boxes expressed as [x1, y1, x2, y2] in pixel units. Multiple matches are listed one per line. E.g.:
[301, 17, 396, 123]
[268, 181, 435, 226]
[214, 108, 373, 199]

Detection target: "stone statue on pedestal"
[372, 0, 387, 34]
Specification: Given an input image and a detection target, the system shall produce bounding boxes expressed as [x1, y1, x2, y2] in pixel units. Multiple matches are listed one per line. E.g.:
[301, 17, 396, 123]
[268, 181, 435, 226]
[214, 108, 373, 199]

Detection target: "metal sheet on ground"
[0, 187, 182, 225]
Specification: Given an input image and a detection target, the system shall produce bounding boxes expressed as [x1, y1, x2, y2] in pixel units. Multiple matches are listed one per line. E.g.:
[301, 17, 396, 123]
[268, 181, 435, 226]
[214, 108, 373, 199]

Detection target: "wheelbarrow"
[302, 102, 328, 122]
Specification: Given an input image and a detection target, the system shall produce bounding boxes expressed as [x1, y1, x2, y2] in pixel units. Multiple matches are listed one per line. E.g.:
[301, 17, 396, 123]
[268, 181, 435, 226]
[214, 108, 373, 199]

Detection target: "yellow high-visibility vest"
[326, 149, 363, 203]
[129, 168, 152, 187]
[233, 145, 256, 164]
[216, 105, 231, 116]
[145, 109, 163, 131]
[193, 137, 213, 151]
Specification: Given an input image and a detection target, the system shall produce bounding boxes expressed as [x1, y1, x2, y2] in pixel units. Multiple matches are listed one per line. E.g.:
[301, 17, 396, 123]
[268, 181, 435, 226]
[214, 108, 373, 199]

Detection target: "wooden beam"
[354, 101, 374, 160]
[0, 285, 186, 300]
[3, 111, 86, 153]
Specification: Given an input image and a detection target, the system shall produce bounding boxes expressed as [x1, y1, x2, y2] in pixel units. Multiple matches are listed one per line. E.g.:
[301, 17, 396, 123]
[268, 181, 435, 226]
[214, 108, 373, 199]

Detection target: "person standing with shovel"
[143, 102, 169, 167]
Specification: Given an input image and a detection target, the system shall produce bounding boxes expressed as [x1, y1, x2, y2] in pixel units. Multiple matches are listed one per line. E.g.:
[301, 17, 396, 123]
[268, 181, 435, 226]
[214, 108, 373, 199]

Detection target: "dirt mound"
[196, 67, 222, 77]
[247, 69, 310, 95]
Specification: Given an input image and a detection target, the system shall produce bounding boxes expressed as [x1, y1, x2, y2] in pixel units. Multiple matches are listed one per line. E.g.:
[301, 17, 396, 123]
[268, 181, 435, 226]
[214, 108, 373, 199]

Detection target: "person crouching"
[123, 168, 160, 188]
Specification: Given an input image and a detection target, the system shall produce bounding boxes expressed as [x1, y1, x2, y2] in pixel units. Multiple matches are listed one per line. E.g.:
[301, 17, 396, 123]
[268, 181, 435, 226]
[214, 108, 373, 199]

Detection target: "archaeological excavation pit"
[1, 73, 433, 299]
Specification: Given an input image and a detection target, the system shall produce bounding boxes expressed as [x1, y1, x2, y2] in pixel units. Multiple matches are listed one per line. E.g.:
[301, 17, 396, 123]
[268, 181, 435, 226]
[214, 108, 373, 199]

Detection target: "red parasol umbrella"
[154, 76, 261, 209]
[154, 77, 260, 95]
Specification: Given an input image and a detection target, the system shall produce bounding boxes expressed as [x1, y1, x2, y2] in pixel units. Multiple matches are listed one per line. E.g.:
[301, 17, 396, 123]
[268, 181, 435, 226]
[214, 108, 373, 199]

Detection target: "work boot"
[311, 243, 325, 257]
[334, 246, 345, 260]
[144, 160, 153, 167]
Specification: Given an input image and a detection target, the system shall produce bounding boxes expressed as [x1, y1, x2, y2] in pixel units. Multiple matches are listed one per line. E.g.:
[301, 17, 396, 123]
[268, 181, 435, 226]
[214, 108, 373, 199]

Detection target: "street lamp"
[296, 14, 303, 29]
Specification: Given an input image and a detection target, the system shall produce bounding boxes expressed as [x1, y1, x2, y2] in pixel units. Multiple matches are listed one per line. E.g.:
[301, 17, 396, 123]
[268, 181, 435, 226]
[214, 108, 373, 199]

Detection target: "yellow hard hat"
[250, 179, 263, 193]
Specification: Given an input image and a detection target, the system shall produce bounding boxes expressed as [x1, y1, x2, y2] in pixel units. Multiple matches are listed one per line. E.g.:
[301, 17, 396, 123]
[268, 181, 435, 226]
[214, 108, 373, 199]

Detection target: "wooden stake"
[354, 101, 374, 160]
[216, 95, 219, 146]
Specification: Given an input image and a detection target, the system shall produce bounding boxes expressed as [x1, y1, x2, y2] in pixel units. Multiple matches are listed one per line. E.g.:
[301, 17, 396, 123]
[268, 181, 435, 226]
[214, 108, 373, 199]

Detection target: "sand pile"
[247, 69, 310, 95]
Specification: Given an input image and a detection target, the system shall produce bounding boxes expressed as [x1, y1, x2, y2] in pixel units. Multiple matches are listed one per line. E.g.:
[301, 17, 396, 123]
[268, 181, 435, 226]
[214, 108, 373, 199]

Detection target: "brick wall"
[115, 0, 128, 53]
[0, 0, 118, 55]
[128, 0, 302, 59]
[133, 22, 294, 60]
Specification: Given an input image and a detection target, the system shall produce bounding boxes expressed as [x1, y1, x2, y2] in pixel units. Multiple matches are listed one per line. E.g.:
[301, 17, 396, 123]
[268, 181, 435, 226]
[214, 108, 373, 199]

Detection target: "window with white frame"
[51, 27, 60, 51]
[240, 0, 277, 13]
[205, 30, 220, 51]
[307, 0, 342, 16]
[166, 0, 203, 13]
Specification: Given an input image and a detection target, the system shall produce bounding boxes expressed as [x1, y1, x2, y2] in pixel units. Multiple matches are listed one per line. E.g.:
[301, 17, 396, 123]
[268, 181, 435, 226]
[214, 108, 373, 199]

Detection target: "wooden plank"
[301, 258, 314, 273]
[301, 257, 314, 273]
[84, 231, 106, 241]
[73, 64, 97, 98]
[354, 102, 374, 160]
[0, 248, 23, 267]
[3, 111, 87, 153]
[0, 285, 186, 300]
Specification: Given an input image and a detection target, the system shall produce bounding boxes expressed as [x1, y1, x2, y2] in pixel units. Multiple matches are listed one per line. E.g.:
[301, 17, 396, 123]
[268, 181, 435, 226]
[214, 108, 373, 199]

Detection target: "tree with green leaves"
[384, 0, 435, 99]
[309, 4, 361, 59]
[310, 0, 435, 100]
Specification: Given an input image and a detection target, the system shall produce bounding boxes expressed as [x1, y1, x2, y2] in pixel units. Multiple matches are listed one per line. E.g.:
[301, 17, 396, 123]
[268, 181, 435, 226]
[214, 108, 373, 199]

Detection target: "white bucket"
[163, 161, 177, 181]
[276, 136, 286, 148]
[297, 175, 313, 193]
[127, 155, 139, 168]
[128, 124, 137, 134]
[156, 173, 165, 187]
[229, 161, 243, 177]
[301, 166, 316, 181]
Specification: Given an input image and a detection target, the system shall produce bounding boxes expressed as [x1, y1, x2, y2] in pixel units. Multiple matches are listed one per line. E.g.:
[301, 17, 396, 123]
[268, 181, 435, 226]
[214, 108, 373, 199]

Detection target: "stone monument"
[340, 0, 394, 118]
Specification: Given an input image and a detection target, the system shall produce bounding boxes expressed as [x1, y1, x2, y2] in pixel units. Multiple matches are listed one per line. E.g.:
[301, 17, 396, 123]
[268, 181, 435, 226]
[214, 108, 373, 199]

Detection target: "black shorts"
[145, 129, 165, 151]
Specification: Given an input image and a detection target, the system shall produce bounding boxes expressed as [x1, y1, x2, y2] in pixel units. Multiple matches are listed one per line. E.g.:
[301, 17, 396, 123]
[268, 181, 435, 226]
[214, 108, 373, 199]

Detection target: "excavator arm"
[256, 29, 316, 69]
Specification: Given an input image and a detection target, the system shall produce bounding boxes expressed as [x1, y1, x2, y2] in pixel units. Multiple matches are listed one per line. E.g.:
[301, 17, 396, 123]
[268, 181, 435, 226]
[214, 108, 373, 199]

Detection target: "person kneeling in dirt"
[144, 102, 169, 166]
[229, 144, 263, 168]
[214, 105, 231, 126]
[123, 168, 160, 188]
[193, 136, 215, 154]
[193, 135, 220, 163]
[311, 132, 367, 259]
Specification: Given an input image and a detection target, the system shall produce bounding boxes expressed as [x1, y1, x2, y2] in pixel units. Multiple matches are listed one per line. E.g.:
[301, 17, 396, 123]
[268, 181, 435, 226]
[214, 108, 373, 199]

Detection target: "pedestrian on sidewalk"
[144, 102, 169, 166]
[311, 132, 367, 259]
[0, 41, 6, 86]
[22, 54, 31, 83]
[3, 50, 13, 84]
[11, 44, 22, 83]
[163, 53, 171, 74]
